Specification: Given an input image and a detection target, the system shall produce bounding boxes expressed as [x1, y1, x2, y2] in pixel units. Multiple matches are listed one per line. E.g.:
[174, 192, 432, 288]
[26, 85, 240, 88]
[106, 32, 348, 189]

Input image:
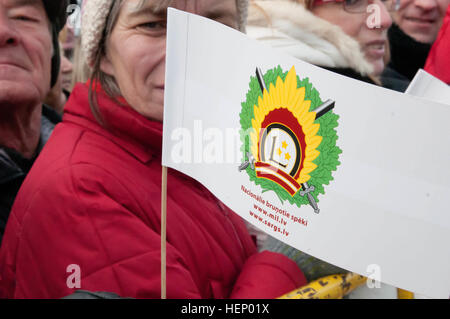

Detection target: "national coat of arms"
[239, 66, 342, 213]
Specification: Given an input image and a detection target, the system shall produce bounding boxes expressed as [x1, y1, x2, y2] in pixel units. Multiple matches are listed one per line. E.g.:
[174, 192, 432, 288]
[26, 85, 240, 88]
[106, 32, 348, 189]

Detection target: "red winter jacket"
[0, 83, 306, 299]
[424, 6, 450, 84]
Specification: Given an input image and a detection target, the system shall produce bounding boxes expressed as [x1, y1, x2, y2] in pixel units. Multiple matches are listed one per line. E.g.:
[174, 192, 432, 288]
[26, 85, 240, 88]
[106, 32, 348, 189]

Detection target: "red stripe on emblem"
[256, 170, 297, 196]
[255, 162, 301, 189]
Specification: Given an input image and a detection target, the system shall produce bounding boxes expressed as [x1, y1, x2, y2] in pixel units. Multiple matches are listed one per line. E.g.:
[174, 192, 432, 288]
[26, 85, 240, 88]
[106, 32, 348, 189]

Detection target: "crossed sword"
[239, 67, 335, 214]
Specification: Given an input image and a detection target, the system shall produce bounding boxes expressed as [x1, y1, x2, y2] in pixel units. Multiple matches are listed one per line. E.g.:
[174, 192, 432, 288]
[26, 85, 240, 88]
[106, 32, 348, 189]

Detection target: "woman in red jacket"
[0, 0, 307, 299]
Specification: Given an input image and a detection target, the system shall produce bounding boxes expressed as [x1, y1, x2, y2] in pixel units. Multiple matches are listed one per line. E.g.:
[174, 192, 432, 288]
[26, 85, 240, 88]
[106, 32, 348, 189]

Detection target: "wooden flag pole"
[161, 166, 168, 299]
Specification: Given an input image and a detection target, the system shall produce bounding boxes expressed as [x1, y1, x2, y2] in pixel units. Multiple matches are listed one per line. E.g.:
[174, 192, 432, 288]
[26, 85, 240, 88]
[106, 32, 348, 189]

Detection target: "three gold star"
[278, 141, 291, 161]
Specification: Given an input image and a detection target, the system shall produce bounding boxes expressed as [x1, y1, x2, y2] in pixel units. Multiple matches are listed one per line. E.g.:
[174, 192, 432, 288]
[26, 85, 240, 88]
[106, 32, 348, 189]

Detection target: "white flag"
[162, 8, 450, 299]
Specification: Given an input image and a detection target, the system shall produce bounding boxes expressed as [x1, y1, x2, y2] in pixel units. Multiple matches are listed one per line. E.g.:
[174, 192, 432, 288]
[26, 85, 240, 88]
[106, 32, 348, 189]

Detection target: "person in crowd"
[0, 0, 69, 244]
[44, 41, 74, 114]
[0, 0, 309, 299]
[424, 4, 450, 84]
[246, 0, 396, 282]
[247, 0, 395, 85]
[382, 0, 450, 91]
[59, 26, 76, 92]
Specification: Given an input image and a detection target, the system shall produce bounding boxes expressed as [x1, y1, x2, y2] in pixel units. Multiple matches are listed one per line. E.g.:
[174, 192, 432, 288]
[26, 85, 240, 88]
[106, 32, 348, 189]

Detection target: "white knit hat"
[82, 0, 249, 68]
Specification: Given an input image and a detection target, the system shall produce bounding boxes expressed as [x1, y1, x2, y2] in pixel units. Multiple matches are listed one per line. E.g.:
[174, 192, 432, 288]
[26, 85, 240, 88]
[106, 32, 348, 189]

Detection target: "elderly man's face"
[0, 0, 52, 108]
[393, 0, 450, 43]
[101, 0, 238, 121]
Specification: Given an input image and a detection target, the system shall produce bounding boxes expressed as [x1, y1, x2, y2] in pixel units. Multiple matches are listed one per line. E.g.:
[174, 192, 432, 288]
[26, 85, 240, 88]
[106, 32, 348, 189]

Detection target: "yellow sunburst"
[250, 66, 322, 184]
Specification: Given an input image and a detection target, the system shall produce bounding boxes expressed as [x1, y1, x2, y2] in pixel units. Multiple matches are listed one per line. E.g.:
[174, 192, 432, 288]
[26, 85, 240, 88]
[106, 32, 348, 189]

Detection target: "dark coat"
[322, 67, 378, 85]
[0, 106, 60, 245]
[381, 24, 432, 92]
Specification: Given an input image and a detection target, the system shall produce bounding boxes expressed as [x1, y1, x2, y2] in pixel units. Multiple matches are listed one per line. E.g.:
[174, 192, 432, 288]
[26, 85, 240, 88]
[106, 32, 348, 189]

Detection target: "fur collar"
[247, 0, 374, 75]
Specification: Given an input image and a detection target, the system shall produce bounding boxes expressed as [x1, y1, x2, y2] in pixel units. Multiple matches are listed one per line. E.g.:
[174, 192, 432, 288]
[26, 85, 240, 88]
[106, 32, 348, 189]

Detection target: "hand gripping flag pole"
[253, 67, 335, 214]
[161, 166, 168, 299]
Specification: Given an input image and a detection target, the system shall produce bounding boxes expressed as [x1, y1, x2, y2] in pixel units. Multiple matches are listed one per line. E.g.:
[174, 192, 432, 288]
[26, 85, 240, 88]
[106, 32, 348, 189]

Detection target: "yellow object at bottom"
[278, 273, 367, 299]
[397, 288, 415, 299]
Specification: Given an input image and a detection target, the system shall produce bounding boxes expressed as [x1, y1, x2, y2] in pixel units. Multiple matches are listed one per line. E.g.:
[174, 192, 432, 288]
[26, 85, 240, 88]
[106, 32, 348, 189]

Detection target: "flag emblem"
[240, 66, 342, 213]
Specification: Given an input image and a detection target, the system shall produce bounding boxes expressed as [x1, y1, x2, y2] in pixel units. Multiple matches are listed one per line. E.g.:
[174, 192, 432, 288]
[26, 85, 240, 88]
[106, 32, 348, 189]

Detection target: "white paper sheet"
[162, 9, 450, 299]
[406, 69, 450, 105]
